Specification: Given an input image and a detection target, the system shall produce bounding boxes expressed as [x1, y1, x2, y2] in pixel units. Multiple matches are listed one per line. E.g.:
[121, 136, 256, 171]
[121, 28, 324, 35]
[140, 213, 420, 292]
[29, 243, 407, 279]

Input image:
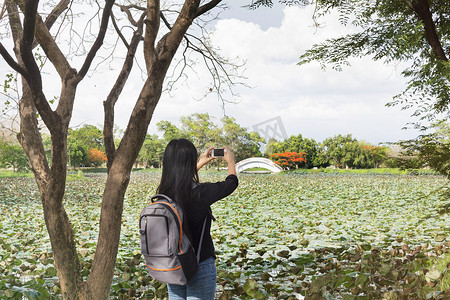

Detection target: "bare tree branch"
[104, 13, 145, 167]
[20, 0, 57, 129]
[77, 0, 116, 79]
[110, 11, 130, 49]
[32, 0, 72, 49]
[0, 0, 7, 20]
[160, 10, 172, 29]
[156, 1, 244, 108]
[196, 0, 222, 17]
[156, 0, 200, 63]
[34, 14, 74, 79]
[6, 0, 23, 54]
[43, 0, 70, 29]
[144, 0, 160, 72]
[115, 3, 142, 26]
[0, 43, 29, 80]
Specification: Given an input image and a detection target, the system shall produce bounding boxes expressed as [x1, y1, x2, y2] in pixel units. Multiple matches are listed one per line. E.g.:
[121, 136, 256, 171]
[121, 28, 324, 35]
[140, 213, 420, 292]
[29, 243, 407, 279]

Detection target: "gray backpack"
[139, 194, 207, 285]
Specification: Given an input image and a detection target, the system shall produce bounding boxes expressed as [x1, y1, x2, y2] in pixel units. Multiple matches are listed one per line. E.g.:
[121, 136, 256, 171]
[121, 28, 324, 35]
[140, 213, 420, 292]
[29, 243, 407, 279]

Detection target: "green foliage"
[156, 120, 183, 142]
[321, 134, 356, 168]
[266, 134, 320, 168]
[136, 134, 165, 168]
[298, 0, 450, 121]
[246, 0, 310, 10]
[180, 113, 220, 152]
[3, 73, 15, 94]
[266, 134, 393, 169]
[0, 140, 29, 172]
[67, 124, 104, 168]
[68, 124, 104, 152]
[319, 134, 389, 169]
[68, 142, 88, 168]
[1, 172, 449, 298]
[153, 113, 263, 165]
[220, 116, 263, 162]
[396, 120, 450, 179]
[1, 73, 17, 116]
[0, 169, 32, 177]
[287, 167, 437, 175]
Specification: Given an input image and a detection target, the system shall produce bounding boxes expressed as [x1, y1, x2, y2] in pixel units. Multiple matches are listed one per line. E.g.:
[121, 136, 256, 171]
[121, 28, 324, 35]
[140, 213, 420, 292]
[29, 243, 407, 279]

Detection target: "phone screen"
[213, 148, 224, 157]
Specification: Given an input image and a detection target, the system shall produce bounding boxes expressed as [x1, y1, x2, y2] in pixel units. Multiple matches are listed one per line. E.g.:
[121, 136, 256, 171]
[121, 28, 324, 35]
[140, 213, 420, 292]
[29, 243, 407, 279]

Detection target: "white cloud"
[27, 4, 418, 145]
[198, 5, 417, 143]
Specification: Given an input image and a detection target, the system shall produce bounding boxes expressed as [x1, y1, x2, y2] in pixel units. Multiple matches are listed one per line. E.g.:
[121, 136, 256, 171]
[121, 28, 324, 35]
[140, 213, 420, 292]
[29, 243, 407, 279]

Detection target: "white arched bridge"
[235, 157, 283, 173]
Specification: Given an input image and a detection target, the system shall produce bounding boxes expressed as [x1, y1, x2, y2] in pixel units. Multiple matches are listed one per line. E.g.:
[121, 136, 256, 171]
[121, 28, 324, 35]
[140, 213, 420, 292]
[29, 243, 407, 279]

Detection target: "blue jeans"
[167, 257, 217, 300]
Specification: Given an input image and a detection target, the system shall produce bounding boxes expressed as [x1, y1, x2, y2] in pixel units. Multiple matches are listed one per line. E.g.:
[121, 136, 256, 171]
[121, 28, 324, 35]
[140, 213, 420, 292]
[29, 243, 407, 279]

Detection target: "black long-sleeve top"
[186, 174, 238, 262]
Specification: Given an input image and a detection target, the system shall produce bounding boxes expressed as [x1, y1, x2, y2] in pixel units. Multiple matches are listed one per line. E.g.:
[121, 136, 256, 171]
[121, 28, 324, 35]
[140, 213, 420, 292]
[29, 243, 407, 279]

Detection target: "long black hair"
[157, 138, 199, 211]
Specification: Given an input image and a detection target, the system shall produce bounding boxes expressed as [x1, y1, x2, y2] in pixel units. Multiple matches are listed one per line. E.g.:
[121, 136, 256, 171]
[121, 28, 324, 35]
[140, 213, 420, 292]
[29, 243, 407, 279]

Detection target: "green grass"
[132, 168, 162, 174]
[0, 169, 32, 178]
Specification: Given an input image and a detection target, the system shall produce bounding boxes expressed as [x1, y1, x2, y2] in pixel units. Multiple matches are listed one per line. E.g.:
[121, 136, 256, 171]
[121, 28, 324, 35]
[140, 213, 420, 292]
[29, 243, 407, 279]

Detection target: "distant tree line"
[266, 134, 389, 170]
[1, 115, 448, 173]
[266, 121, 449, 176]
[137, 113, 263, 168]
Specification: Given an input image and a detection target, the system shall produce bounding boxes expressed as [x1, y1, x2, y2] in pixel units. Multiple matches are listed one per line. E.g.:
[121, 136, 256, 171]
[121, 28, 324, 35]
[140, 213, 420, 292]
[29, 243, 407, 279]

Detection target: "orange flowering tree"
[270, 151, 306, 170]
[88, 148, 107, 167]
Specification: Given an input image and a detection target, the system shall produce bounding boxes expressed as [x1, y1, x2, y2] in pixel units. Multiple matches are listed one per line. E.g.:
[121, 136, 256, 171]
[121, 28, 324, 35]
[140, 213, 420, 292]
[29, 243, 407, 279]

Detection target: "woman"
[157, 138, 238, 300]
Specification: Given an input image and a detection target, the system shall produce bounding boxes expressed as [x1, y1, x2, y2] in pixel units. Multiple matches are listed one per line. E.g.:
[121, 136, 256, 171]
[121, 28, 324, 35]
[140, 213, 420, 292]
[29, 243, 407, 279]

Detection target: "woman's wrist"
[227, 161, 237, 176]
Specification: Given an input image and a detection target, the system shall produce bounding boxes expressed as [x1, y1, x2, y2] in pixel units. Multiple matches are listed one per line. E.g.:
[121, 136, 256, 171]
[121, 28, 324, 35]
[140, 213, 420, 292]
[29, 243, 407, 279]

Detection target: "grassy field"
[0, 170, 449, 299]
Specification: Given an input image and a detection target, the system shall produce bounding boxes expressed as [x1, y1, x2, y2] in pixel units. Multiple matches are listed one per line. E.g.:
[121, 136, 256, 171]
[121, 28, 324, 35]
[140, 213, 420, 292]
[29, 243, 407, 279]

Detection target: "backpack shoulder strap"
[151, 194, 173, 203]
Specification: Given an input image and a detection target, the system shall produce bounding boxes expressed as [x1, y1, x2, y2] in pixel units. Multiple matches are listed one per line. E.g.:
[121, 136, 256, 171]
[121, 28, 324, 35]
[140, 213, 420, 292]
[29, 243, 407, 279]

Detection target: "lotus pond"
[0, 171, 449, 299]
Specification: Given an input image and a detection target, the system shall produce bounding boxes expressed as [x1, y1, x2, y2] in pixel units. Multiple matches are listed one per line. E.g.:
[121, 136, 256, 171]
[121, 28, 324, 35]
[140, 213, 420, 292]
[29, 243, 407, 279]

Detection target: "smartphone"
[212, 148, 225, 157]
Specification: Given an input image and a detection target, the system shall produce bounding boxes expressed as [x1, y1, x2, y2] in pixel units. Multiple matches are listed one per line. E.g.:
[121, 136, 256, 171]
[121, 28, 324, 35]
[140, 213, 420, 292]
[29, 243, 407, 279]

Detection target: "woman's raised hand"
[223, 147, 237, 176]
[223, 146, 234, 164]
[197, 146, 215, 170]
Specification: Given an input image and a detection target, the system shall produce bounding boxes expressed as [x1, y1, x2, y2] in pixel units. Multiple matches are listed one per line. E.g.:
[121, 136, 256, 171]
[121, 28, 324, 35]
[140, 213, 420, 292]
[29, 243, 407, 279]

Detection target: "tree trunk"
[41, 185, 82, 299]
[2, 0, 223, 299]
[17, 84, 83, 298]
[77, 167, 129, 299]
[79, 78, 163, 298]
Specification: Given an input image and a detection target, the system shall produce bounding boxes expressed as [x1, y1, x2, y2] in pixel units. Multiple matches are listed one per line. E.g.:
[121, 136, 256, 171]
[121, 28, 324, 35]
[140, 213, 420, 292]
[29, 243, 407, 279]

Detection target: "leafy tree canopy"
[0, 139, 29, 172]
[180, 113, 221, 151]
[68, 125, 104, 152]
[137, 134, 165, 168]
[151, 113, 263, 165]
[396, 120, 450, 178]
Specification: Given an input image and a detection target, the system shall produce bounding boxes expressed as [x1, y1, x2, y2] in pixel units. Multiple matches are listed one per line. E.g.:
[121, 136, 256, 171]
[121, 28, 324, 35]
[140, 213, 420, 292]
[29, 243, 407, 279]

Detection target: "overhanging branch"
[195, 0, 222, 17]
